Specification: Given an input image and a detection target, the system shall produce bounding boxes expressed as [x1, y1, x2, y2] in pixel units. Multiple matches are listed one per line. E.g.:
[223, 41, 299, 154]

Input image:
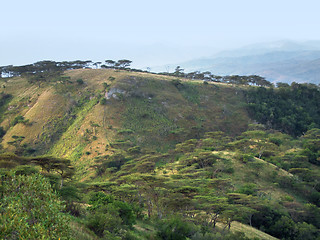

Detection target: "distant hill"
[169, 41, 320, 84]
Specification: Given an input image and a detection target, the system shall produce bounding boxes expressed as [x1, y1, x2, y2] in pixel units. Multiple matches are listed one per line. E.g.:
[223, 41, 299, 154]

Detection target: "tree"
[0, 127, 5, 138]
[269, 216, 296, 239]
[227, 193, 261, 227]
[123, 174, 168, 218]
[30, 156, 75, 188]
[240, 130, 278, 159]
[301, 128, 320, 165]
[105, 60, 116, 68]
[248, 75, 272, 87]
[115, 59, 132, 69]
[93, 62, 102, 69]
[86, 192, 136, 238]
[195, 195, 229, 228]
[174, 66, 184, 77]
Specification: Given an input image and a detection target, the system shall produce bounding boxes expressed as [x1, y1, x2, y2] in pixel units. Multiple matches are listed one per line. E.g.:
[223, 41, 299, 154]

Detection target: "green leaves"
[0, 172, 71, 239]
[246, 84, 320, 136]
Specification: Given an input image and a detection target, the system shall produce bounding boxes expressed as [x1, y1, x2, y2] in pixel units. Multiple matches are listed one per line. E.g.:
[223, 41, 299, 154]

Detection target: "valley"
[0, 65, 319, 240]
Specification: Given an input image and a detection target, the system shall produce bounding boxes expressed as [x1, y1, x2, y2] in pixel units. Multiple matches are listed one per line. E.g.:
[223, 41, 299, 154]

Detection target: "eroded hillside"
[0, 69, 250, 178]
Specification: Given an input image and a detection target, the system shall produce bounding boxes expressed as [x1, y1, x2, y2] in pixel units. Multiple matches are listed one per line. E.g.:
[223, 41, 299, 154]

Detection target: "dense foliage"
[0, 171, 71, 239]
[246, 83, 320, 136]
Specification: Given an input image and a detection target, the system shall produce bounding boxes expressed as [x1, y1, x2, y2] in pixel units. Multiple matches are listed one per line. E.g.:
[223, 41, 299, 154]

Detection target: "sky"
[1, 0, 320, 69]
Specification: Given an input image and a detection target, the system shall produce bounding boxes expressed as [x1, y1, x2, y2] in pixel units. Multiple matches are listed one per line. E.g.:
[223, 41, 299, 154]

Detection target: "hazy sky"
[1, 0, 320, 68]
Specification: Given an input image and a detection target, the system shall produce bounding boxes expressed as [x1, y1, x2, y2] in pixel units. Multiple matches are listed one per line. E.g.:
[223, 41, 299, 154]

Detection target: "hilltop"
[0, 64, 320, 240]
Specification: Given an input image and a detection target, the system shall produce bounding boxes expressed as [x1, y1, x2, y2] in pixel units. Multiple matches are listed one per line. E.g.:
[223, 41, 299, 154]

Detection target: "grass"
[69, 220, 99, 240]
[49, 97, 99, 180]
[2, 89, 69, 150]
[216, 221, 279, 240]
[113, 75, 250, 152]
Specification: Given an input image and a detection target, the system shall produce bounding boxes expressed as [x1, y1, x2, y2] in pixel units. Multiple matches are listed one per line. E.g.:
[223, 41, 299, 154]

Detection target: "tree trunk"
[60, 177, 64, 188]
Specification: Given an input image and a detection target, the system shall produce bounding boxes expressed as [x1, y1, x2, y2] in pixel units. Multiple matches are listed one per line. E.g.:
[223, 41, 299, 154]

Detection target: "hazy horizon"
[1, 0, 320, 70]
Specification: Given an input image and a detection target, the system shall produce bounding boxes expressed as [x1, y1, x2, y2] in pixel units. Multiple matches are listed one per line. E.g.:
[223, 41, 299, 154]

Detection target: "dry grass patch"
[216, 221, 279, 240]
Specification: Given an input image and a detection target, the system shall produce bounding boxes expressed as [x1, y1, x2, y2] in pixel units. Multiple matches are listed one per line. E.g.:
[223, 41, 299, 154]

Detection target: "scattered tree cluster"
[0, 59, 133, 79]
[1, 123, 320, 239]
[159, 66, 273, 87]
[0, 60, 93, 78]
[102, 59, 132, 69]
[87, 125, 320, 240]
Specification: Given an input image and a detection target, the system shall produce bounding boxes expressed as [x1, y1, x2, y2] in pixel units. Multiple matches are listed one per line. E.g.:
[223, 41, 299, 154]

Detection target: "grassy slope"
[2, 89, 69, 149]
[216, 221, 279, 240]
[1, 69, 250, 179]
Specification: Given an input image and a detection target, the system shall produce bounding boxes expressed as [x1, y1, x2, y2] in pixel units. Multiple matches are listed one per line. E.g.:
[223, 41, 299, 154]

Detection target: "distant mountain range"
[165, 40, 320, 84]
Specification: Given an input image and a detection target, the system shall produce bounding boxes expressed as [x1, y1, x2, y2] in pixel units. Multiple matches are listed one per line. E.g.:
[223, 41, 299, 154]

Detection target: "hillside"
[0, 69, 249, 178]
[1, 67, 320, 240]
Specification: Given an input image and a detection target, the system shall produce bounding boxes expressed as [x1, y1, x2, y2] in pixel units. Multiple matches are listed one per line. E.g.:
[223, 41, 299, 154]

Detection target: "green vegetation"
[0, 92, 12, 122]
[11, 115, 30, 126]
[0, 64, 319, 239]
[88, 128, 319, 239]
[0, 171, 71, 239]
[246, 83, 320, 136]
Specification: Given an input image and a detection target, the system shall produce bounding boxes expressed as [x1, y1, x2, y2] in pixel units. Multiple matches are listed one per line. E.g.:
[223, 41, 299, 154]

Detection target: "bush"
[11, 115, 26, 126]
[114, 200, 136, 227]
[86, 211, 121, 237]
[0, 126, 5, 138]
[76, 78, 84, 85]
[0, 172, 71, 239]
[157, 216, 193, 240]
[100, 98, 107, 105]
[128, 146, 141, 154]
[238, 183, 258, 195]
[103, 82, 109, 90]
[236, 153, 255, 163]
[171, 79, 183, 88]
[86, 192, 137, 238]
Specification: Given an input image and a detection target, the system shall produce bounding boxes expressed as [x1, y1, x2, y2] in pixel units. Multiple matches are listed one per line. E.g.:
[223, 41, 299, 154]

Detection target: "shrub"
[113, 200, 136, 227]
[238, 183, 258, 195]
[103, 82, 109, 90]
[128, 146, 141, 154]
[157, 216, 193, 240]
[0, 172, 71, 239]
[11, 115, 26, 126]
[76, 78, 84, 85]
[171, 79, 183, 88]
[0, 126, 5, 138]
[86, 211, 121, 237]
[100, 98, 107, 105]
